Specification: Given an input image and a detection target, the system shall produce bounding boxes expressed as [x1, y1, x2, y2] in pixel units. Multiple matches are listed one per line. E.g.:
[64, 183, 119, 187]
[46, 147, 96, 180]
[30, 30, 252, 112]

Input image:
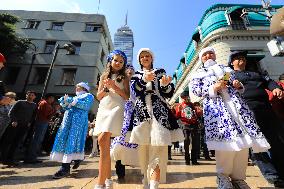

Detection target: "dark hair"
[102, 60, 126, 83]
[26, 90, 36, 96]
[193, 102, 200, 106]
[140, 62, 153, 70]
[44, 93, 54, 99]
[279, 73, 284, 81]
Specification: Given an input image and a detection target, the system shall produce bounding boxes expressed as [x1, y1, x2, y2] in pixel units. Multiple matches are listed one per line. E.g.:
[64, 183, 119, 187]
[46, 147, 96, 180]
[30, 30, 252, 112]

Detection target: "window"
[96, 73, 101, 86]
[85, 24, 102, 32]
[44, 41, 56, 54]
[51, 22, 64, 31]
[227, 9, 248, 30]
[31, 67, 48, 84]
[5, 67, 20, 85]
[61, 69, 76, 85]
[25, 20, 40, 29]
[70, 42, 81, 55]
[100, 50, 105, 63]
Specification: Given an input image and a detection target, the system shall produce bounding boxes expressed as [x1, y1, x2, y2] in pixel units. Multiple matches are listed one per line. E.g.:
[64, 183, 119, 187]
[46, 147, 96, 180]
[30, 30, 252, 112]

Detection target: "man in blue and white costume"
[189, 47, 270, 189]
[50, 82, 94, 179]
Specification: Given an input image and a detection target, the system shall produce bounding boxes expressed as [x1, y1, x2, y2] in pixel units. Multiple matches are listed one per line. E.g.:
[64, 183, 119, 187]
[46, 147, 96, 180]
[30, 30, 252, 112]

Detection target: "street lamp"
[41, 43, 75, 99]
[22, 42, 38, 94]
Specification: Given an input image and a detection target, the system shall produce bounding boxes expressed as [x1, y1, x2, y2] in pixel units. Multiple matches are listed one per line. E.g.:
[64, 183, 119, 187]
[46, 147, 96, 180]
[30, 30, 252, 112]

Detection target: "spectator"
[0, 92, 17, 140]
[25, 94, 55, 163]
[0, 91, 37, 166]
[42, 102, 64, 154]
[193, 102, 212, 161]
[231, 51, 284, 187]
[0, 53, 8, 105]
[267, 73, 284, 121]
[175, 89, 200, 165]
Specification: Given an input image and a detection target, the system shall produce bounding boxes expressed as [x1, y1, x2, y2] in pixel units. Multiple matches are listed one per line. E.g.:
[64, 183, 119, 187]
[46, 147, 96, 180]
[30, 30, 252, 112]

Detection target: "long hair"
[101, 59, 126, 83]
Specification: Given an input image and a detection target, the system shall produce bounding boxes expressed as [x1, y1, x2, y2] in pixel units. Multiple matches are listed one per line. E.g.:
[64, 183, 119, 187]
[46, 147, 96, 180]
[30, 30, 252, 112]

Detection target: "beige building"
[0, 10, 114, 114]
[171, 4, 284, 104]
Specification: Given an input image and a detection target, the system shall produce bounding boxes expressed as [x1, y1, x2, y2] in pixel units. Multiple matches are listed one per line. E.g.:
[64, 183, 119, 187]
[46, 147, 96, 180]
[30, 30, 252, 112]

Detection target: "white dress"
[94, 74, 125, 137]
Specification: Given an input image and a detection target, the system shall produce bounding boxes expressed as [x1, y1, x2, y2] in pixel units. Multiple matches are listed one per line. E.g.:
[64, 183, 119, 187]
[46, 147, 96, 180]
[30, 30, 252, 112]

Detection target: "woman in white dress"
[93, 50, 129, 189]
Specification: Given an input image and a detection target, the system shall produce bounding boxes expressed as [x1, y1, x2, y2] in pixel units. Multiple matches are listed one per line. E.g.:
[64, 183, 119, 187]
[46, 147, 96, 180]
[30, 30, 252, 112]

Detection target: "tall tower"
[114, 12, 134, 65]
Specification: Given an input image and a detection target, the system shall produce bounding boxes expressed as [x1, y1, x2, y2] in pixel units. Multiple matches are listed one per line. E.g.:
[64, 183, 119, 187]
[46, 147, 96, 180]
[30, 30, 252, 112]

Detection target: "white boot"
[94, 184, 105, 189]
[105, 179, 113, 189]
[217, 174, 233, 189]
[149, 180, 159, 189]
[142, 178, 149, 189]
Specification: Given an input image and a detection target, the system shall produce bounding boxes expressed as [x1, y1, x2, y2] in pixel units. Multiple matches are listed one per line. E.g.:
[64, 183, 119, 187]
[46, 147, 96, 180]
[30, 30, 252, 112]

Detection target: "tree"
[0, 13, 30, 58]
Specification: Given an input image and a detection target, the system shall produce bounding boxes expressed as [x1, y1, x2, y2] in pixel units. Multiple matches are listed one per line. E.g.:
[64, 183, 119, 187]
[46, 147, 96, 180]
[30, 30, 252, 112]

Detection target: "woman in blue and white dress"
[128, 48, 184, 189]
[189, 47, 270, 189]
[50, 82, 94, 179]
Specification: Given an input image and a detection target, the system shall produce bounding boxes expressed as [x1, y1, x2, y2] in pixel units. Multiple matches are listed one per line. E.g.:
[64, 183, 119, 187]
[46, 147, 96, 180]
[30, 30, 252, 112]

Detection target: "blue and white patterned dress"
[110, 93, 139, 166]
[128, 68, 184, 146]
[189, 61, 270, 152]
[50, 92, 94, 163]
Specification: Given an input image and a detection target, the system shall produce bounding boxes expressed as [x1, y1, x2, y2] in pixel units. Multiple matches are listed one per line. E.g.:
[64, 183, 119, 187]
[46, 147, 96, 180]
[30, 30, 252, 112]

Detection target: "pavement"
[0, 152, 275, 189]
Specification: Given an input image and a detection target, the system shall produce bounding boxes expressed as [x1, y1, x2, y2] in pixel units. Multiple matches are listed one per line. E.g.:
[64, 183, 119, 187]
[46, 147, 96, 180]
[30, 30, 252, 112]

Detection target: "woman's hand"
[232, 80, 242, 89]
[144, 71, 156, 82]
[213, 80, 227, 92]
[160, 75, 172, 86]
[103, 79, 116, 89]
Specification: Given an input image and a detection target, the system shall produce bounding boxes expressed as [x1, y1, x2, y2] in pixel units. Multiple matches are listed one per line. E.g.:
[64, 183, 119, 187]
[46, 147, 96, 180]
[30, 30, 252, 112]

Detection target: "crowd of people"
[0, 46, 284, 189]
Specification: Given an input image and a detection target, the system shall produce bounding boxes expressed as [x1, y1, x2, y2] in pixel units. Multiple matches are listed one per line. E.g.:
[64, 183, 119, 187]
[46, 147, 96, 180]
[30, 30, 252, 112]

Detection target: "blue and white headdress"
[76, 82, 90, 92]
[107, 50, 127, 64]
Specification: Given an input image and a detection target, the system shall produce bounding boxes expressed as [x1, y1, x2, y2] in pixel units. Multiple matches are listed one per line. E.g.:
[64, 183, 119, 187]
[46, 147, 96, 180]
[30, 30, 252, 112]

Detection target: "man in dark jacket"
[0, 91, 37, 166]
[230, 51, 284, 187]
[25, 94, 55, 163]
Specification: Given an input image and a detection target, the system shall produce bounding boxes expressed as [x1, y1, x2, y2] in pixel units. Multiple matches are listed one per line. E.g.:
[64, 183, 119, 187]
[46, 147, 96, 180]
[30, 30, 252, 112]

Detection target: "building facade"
[171, 4, 284, 104]
[114, 14, 134, 65]
[0, 10, 114, 114]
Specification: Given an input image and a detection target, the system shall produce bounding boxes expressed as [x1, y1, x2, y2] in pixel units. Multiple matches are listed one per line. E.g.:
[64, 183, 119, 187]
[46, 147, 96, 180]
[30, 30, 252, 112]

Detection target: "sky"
[1, 0, 284, 75]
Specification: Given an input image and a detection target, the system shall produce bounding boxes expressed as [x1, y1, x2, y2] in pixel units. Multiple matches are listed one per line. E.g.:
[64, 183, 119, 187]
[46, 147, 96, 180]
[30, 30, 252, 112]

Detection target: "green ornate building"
[171, 3, 284, 104]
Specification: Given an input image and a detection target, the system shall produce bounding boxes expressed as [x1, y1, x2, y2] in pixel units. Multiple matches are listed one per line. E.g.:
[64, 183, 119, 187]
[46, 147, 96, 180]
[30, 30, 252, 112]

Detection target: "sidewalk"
[0, 154, 274, 189]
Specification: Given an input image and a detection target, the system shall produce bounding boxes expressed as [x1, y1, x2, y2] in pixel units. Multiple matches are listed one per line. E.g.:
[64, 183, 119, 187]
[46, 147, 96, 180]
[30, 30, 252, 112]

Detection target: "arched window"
[226, 6, 249, 30]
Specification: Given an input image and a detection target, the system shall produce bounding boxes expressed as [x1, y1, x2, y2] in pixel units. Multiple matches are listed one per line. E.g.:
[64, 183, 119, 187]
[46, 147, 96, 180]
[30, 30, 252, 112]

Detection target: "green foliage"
[0, 13, 31, 57]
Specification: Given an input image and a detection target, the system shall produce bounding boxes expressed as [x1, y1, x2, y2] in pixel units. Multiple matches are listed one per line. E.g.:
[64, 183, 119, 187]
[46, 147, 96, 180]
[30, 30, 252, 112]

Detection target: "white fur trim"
[199, 47, 215, 61]
[137, 48, 155, 63]
[129, 121, 151, 145]
[50, 152, 84, 163]
[110, 144, 140, 167]
[129, 119, 184, 146]
[206, 134, 270, 153]
[170, 128, 185, 143]
[125, 132, 131, 142]
[208, 85, 217, 97]
[76, 82, 90, 91]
